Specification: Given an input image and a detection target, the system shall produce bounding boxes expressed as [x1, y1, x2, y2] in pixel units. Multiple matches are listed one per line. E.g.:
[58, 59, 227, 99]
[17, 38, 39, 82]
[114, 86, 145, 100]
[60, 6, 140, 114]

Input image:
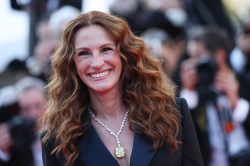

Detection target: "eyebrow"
[74, 43, 116, 52]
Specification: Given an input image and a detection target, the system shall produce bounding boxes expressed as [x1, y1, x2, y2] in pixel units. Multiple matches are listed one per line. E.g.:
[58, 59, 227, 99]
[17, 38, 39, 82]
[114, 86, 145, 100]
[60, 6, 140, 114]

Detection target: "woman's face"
[73, 25, 122, 94]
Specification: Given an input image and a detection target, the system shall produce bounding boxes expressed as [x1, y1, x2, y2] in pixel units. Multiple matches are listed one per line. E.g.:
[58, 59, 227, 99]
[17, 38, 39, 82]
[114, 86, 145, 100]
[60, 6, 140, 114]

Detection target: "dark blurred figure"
[182, 0, 235, 39]
[110, 0, 187, 40]
[0, 86, 19, 123]
[24, 6, 80, 83]
[10, 0, 82, 56]
[0, 77, 46, 166]
[0, 59, 29, 88]
[179, 26, 250, 166]
[140, 28, 186, 85]
[10, 0, 82, 15]
[0, 85, 31, 166]
[0, 5, 81, 86]
[230, 22, 250, 103]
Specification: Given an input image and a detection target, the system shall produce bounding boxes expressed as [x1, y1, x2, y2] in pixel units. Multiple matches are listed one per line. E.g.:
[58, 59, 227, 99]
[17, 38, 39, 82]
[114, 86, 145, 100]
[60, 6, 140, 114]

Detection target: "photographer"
[0, 77, 46, 166]
[179, 26, 250, 166]
[0, 85, 33, 166]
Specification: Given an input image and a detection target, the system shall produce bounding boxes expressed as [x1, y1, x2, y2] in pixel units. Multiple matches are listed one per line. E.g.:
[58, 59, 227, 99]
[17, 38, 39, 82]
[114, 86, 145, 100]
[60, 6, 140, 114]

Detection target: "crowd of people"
[0, 0, 250, 166]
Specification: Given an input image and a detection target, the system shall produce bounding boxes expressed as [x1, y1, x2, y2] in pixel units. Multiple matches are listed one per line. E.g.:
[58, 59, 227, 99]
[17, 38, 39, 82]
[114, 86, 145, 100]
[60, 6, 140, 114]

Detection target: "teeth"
[90, 70, 109, 78]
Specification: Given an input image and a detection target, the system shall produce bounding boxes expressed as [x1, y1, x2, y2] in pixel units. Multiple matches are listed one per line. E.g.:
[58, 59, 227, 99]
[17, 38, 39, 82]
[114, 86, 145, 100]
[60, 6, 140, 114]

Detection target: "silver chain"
[89, 110, 129, 147]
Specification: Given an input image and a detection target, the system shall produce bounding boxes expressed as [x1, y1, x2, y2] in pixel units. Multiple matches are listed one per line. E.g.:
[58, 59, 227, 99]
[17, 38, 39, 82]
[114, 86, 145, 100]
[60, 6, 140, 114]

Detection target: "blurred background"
[0, 0, 249, 85]
[0, 0, 250, 166]
[0, 0, 29, 73]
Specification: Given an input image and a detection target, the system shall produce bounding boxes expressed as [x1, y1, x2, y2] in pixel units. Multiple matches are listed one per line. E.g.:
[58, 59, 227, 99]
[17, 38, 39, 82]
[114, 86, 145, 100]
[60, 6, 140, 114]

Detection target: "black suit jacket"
[41, 98, 204, 166]
[0, 117, 36, 166]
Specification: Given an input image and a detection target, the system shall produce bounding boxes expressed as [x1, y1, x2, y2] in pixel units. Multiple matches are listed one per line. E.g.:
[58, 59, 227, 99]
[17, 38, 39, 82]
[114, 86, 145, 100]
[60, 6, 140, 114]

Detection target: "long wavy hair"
[41, 10, 180, 166]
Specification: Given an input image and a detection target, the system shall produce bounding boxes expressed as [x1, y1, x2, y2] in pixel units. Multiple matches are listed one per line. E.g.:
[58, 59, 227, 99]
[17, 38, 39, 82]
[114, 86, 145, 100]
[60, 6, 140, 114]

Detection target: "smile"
[89, 70, 110, 78]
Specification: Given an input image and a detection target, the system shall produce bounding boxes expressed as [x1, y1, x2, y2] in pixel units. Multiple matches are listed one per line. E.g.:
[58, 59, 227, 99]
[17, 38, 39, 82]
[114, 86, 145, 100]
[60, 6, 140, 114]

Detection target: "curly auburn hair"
[41, 10, 180, 166]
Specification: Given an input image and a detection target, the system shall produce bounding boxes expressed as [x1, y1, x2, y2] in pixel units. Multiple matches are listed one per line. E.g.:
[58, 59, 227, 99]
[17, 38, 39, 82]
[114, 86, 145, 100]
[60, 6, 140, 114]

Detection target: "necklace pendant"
[115, 146, 125, 158]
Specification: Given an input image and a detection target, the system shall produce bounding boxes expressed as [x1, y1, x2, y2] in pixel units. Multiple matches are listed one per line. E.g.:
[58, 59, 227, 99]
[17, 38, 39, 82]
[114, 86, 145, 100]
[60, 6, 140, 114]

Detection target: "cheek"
[76, 63, 87, 75]
[114, 54, 122, 73]
[74, 57, 88, 73]
[74, 61, 89, 83]
[115, 54, 121, 64]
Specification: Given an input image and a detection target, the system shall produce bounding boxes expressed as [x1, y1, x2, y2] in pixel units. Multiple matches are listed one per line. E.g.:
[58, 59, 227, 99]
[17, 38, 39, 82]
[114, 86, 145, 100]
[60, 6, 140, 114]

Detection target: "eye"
[78, 51, 91, 56]
[101, 47, 113, 52]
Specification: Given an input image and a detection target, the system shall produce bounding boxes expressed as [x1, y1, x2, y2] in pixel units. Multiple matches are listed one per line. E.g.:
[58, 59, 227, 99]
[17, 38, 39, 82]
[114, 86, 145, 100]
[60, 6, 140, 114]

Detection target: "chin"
[88, 82, 119, 94]
[90, 87, 112, 93]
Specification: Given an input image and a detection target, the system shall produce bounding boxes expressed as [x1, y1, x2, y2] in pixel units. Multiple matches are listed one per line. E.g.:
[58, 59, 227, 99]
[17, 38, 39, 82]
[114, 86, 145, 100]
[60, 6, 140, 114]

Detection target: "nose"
[90, 54, 104, 69]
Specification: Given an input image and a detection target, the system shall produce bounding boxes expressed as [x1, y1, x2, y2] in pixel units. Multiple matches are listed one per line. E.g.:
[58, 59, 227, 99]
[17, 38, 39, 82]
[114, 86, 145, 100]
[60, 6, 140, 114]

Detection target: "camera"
[196, 56, 218, 102]
[0, 102, 20, 123]
[196, 56, 218, 87]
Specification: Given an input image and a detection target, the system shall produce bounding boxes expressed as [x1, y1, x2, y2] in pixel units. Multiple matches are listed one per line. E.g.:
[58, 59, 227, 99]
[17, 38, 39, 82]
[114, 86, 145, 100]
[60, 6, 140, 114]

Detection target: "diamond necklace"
[89, 109, 129, 158]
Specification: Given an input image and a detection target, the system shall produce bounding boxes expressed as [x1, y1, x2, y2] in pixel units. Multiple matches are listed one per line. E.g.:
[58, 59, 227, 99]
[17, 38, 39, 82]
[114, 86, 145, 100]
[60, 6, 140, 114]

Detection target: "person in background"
[140, 28, 186, 87]
[0, 76, 46, 166]
[110, 0, 187, 39]
[16, 77, 46, 166]
[25, 5, 80, 83]
[10, 0, 82, 56]
[0, 85, 19, 165]
[179, 25, 250, 166]
[229, 22, 250, 103]
[40, 11, 203, 166]
[182, 0, 235, 39]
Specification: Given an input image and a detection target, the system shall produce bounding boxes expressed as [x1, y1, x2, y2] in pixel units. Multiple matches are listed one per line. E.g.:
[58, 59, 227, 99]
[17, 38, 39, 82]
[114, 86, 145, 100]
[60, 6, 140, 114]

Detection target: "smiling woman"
[73, 25, 122, 93]
[40, 11, 203, 166]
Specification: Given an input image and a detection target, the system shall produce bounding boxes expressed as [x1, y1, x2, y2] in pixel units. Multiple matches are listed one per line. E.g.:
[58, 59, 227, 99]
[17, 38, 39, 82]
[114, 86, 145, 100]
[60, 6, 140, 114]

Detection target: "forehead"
[187, 40, 208, 57]
[74, 24, 113, 48]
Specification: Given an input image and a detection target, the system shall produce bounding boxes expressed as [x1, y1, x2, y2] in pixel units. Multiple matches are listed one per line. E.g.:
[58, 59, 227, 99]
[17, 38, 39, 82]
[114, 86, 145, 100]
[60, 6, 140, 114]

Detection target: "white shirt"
[181, 89, 250, 166]
[0, 149, 10, 162]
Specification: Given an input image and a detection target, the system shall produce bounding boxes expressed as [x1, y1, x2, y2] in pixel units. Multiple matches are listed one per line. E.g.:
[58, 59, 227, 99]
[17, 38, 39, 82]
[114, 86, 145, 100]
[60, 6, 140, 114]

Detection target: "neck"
[88, 87, 126, 120]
